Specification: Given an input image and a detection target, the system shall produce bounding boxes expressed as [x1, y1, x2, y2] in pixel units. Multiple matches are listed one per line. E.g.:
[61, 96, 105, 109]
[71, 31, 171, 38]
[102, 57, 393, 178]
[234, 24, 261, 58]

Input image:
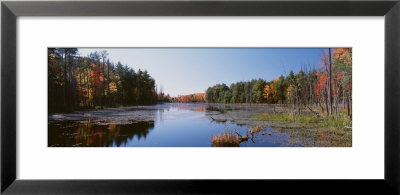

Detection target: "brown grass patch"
[211, 130, 240, 147]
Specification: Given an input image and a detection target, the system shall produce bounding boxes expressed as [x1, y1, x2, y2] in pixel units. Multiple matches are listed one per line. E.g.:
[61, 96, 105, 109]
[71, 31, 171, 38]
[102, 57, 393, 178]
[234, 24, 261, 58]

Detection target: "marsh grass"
[211, 129, 240, 147]
[255, 111, 351, 130]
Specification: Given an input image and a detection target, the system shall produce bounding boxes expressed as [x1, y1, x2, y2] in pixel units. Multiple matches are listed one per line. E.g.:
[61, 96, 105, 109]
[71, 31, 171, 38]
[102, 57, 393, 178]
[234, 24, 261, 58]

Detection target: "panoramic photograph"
[48, 48, 352, 147]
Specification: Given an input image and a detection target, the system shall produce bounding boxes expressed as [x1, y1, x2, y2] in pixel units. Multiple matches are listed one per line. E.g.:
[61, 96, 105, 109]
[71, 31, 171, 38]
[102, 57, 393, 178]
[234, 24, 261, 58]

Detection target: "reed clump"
[211, 130, 240, 147]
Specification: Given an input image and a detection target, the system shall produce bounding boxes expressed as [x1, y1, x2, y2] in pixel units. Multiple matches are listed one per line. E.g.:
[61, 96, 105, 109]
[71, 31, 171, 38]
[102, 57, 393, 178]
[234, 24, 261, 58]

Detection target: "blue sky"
[78, 48, 327, 97]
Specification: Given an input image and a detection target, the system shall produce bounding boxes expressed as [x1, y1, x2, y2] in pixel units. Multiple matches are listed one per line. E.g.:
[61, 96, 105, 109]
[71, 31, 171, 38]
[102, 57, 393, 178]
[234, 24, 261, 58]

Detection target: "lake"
[48, 103, 304, 147]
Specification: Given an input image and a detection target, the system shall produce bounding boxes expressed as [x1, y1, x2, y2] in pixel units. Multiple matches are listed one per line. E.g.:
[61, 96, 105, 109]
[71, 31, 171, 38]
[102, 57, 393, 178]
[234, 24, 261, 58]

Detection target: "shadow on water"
[48, 121, 155, 147]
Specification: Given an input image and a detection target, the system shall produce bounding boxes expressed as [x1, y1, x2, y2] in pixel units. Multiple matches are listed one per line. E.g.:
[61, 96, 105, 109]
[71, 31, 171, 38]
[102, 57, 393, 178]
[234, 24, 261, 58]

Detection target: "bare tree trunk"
[324, 89, 329, 116]
[343, 89, 345, 110]
[79, 63, 84, 109]
[71, 57, 77, 110]
[320, 99, 324, 113]
[97, 61, 102, 108]
[68, 55, 73, 110]
[62, 53, 67, 109]
[101, 57, 106, 108]
[107, 61, 110, 106]
[107, 61, 110, 92]
[348, 93, 352, 119]
[86, 69, 90, 108]
[334, 93, 338, 120]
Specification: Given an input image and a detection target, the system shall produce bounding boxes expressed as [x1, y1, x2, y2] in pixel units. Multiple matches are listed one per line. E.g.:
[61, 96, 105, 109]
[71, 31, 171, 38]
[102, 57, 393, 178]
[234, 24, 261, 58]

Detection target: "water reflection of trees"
[48, 120, 155, 147]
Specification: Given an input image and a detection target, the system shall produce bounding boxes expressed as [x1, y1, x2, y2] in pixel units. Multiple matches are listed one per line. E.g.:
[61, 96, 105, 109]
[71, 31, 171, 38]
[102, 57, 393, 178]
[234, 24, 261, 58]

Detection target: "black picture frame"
[1, 0, 399, 194]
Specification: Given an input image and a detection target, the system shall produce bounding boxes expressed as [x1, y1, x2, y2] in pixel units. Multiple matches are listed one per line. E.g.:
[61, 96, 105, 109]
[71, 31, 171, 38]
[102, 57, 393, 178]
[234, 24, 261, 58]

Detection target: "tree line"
[48, 48, 159, 113]
[205, 48, 352, 118]
[170, 93, 206, 103]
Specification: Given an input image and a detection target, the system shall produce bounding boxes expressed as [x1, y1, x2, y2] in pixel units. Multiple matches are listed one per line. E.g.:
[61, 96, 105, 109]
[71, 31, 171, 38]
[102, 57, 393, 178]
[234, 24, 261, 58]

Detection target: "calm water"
[48, 103, 301, 147]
